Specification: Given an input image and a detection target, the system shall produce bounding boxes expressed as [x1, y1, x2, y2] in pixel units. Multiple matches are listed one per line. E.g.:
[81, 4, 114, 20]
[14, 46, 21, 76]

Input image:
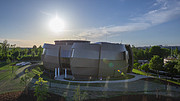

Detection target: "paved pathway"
[30, 75, 180, 101]
[55, 73, 149, 83]
[31, 78, 180, 92]
[15, 63, 40, 78]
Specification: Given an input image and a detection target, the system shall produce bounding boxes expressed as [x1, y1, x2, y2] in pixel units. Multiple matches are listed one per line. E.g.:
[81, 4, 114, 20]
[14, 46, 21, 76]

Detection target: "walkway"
[30, 76, 180, 101]
[15, 63, 40, 78]
[55, 73, 149, 83]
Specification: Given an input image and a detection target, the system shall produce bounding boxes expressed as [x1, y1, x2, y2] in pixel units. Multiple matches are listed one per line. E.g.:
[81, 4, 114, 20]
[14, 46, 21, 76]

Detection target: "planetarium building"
[42, 40, 133, 79]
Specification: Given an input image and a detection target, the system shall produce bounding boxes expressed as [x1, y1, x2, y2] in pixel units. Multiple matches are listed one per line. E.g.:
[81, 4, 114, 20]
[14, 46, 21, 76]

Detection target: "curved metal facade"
[42, 40, 133, 79]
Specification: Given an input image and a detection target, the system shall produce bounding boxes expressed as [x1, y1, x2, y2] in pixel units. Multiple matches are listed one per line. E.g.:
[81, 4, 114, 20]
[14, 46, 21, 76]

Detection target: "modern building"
[42, 40, 133, 79]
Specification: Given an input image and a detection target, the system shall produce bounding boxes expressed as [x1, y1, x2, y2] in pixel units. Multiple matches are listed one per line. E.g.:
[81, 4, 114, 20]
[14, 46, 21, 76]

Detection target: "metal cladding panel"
[42, 43, 60, 70]
[43, 43, 56, 49]
[100, 44, 126, 60]
[60, 45, 72, 58]
[70, 43, 100, 77]
[71, 43, 100, 59]
[98, 60, 128, 77]
[98, 44, 129, 77]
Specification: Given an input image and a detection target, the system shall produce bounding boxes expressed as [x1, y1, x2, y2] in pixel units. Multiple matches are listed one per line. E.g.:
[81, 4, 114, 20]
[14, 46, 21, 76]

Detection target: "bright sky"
[0, 0, 180, 47]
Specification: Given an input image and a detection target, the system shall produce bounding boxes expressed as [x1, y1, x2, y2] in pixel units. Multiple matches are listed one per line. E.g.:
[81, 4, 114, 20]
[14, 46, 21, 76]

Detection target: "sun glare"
[49, 15, 65, 33]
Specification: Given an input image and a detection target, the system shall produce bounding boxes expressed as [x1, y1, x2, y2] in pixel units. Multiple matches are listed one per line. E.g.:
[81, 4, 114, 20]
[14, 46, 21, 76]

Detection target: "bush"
[140, 63, 149, 72]
[133, 63, 140, 69]
[20, 55, 41, 61]
[34, 75, 49, 101]
[149, 55, 163, 74]
[6, 58, 11, 63]
[73, 85, 88, 101]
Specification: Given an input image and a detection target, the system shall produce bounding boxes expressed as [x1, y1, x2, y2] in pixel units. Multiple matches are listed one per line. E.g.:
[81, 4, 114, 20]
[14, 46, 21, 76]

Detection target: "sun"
[49, 15, 65, 33]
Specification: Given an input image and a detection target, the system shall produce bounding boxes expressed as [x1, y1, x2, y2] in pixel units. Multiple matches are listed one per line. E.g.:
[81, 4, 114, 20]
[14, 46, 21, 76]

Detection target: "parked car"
[16, 62, 31, 66]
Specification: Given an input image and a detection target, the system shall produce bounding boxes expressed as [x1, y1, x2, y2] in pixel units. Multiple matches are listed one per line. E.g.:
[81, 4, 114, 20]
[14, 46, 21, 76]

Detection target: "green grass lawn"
[132, 69, 153, 76]
[0, 62, 20, 81]
[132, 69, 180, 85]
[0, 62, 38, 94]
[0, 62, 25, 94]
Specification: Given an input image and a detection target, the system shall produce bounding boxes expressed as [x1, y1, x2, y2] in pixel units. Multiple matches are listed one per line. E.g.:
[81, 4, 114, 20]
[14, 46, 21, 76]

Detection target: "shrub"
[34, 75, 49, 101]
[133, 63, 140, 69]
[140, 63, 149, 72]
[73, 85, 88, 101]
[6, 58, 11, 63]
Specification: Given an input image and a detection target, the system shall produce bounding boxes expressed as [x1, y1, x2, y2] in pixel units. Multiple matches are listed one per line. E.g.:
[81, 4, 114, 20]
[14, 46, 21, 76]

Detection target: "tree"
[165, 61, 178, 79]
[31, 50, 36, 57]
[161, 48, 171, 58]
[6, 58, 11, 63]
[1, 40, 10, 60]
[133, 63, 140, 69]
[2, 40, 9, 53]
[174, 62, 180, 74]
[137, 49, 145, 60]
[173, 47, 179, 57]
[38, 45, 43, 59]
[22, 49, 28, 56]
[174, 55, 180, 74]
[140, 63, 149, 72]
[12, 49, 20, 60]
[0, 45, 2, 60]
[132, 47, 138, 61]
[144, 48, 150, 60]
[149, 55, 163, 74]
[149, 46, 162, 58]
[27, 48, 32, 55]
[33, 45, 38, 55]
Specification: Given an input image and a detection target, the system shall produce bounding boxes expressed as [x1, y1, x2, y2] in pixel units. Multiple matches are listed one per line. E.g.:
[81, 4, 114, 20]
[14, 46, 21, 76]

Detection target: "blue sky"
[0, 0, 180, 47]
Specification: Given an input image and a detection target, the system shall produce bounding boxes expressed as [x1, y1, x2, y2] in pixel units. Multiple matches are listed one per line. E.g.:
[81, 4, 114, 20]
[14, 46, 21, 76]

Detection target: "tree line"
[132, 45, 180, 78]
[0, 40, 43, 62]
[132, 45, 174, 61]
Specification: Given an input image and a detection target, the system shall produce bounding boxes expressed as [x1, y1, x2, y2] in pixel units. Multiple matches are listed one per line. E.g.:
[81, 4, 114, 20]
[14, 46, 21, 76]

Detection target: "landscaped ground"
[0, 62, 180, 101]
[132, 69, 180, 85]
[0, 62, 24, 94]
[0, 62, 39, 94]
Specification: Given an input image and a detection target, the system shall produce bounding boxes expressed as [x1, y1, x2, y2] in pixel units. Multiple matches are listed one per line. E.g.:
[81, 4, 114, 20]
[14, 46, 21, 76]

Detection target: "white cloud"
[77, 0, 180, 41]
